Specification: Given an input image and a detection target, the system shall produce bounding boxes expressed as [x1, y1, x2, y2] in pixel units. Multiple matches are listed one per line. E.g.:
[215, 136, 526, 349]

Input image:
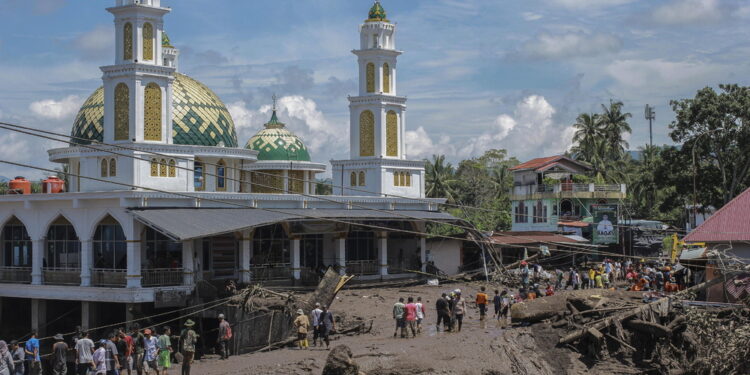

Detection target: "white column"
[282, 170, 289, 193]
[239, 231, 252, 284]
[126, 241, 142, 288]
[378, 234, 388, 276]
[303, 171, 309, 195]
[31, 238, 44, 285]
[291, 238, 301, 280]
[182, 240, 194, 286]
[80, 240, 92, 287]
[31, 299, 46, 337]
[420, 236, 427, 272]
[125, 304, 135, 328]
[336, 236, 346, 275]
[81, 301, 90, 331]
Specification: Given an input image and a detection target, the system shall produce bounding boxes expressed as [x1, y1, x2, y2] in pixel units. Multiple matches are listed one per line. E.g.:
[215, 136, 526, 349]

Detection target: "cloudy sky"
[0, 0, 749, 178]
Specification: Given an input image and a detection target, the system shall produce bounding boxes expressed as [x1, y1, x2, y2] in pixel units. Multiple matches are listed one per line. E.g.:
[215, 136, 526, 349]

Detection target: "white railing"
[346, 260, 379, 275]
[513, 183, 625, 195]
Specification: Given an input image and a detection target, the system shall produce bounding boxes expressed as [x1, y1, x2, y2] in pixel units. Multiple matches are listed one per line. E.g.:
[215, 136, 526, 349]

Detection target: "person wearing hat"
[51, 334, 68, 375]
[293, 309, 310, 350]
[179, 320, 198, 375]
[451, 291, 466, 332]
[143, 329, 159, 373]
[217, 314, 231, 360]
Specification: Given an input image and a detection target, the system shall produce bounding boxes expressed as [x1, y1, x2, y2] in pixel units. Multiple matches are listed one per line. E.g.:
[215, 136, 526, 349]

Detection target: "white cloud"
[29, 95, 83, 120]
[549, 0, 635, 10]
[404, 127, 454, 159]
[651, 0, 723, 25]
[519, 31, 622, 60]
[604, 59, 728, 98]
[522, 12, 543, 21]
[73, 25, 112, 57]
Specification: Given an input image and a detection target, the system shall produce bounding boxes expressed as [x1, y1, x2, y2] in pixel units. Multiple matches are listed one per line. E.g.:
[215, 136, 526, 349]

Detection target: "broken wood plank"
[624, 319, 671, 338]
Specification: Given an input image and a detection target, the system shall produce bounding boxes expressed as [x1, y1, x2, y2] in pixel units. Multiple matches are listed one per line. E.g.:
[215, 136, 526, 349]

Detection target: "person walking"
[310, 303, 323, 347]
[131, 324, 146, 375]
[392, 298, 406, 338]
[24, 330, 41, 375]
[93, 341, 107, 375]
[415, 297, 425, 334]
[404, 297, 417, 338]
[74, 331, 95, 375]
[217, 314, 231, 360]
[9, 341, 23, 375]
[51, 334, 68, 375]
[492, 290, 502, 320]
[143, 329, 159, 374]
[105, 333, 120, 375]
[114, 329, 128, 375]
[157, 327, 172, 375]
[318, 306, 335, 350]
[435, 293, 451, 332]
[293, 309, 310, 350]
[452, 292, 466, 332]
[475, 287, 488, 320]
[179, 320, 198, 375]
[0, 341, 14, 375]
[119, 328, 133, 375]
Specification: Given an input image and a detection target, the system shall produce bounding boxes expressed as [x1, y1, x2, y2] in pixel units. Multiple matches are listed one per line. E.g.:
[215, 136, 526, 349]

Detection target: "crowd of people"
[293, 303, 336, 350]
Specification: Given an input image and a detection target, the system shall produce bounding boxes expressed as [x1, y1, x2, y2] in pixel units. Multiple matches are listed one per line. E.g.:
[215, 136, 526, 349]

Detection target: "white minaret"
[102, 0, 175, 144]
[332, 1, 425, 198]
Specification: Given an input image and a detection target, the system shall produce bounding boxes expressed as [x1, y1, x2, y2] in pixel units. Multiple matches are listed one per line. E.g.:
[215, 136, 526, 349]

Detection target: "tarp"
[679, 247, 708, 261]
[129, 208, 459, 241]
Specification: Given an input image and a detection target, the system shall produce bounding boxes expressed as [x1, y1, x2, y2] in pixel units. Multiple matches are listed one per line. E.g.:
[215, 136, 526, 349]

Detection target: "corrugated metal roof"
[129, 208, 459, 241]
[683, 187, 750, 242]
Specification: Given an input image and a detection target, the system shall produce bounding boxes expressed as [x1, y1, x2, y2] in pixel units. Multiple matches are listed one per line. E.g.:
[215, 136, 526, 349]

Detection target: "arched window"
[366, 62, 375, 93]
[143, 226, 182, 270]
[350, 172, 357, 187]
[150, 159, 158, 177]
[168, 159, 176, 177]
[217, 160, 226, 191]
[123, 22, 133, 61]
[382, 63, 390, 93]
[405, 172, 411, 186]
[2, 217, 32, 267]
[109, 158, 117, 177]
[92, 216, 126, 270]
[142, 22, 154, 61]
[393, 171, 399, 186]
[114, 83, 129, 141]
[359, 171, 366, 186]
[386, 110, 398, 157]
[359, 110, 375, 157]
[194, 160, 204, 191]
[45, 217, 80, 270]
[159, 159, 167, 177]
[144, 83, 161, 141]
[399, 171, 405, 187]
[101, 159, 108, 177]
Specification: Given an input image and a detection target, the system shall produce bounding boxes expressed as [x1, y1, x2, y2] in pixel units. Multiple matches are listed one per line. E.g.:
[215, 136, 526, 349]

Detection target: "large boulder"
[322, 345, 362, 375]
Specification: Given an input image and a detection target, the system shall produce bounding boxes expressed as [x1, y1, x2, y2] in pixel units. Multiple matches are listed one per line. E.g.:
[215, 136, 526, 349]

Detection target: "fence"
[346, 260, 379, 275]
[250, 263, 291, 281]
[91, 268, 127, 287]
[42, 268, 81, 285]
[142, 268, 184, 287]
[0, 267, 31, 284]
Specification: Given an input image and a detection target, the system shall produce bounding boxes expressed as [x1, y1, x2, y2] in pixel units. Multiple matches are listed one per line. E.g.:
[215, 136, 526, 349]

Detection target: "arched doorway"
[92, 215, 127, 287]
[44, 216, 81, 285]
[346, 231, 377, 275]
[0, 216, 32, 283]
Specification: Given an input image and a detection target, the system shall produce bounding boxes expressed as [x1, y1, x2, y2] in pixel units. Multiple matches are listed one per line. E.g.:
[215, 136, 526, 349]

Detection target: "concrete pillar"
[239, 231, 252, 284]
[303, 171, 310, 195]
[182, 240, 194, 286]
[420, 236, 427, 272]
[378, 234, 388, 276]
[31, 238, 44, 285]
[81, 301, 91, 331]
[31, 299, 46, 337]
[126, 241, 142, 288]
[125, 303, 135, 328]
[282, 170, 289, 193]
[291, 238, 301, 280]
[195, 239, 204, 281]
[80, 240, 92, 287]
[336, 236, 346, 275]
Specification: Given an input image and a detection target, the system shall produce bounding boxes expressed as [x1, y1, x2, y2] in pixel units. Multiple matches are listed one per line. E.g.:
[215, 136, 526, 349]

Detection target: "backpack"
[224, 324, 233, 340]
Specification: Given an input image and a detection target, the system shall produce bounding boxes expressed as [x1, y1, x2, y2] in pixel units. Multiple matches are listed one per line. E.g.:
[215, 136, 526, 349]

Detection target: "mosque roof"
[367, 1, 388, 22]
[244, 106, 312, 162]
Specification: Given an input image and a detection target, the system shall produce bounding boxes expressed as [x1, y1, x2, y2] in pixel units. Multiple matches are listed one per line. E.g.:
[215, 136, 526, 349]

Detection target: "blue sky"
[1, 0, 749, 178]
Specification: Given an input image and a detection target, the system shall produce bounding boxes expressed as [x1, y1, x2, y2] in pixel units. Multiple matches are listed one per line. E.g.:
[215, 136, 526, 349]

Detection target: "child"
[492, 290, 502, 320]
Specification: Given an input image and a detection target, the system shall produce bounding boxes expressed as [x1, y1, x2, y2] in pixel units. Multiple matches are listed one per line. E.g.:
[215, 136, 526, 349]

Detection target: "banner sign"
[592, 204, 618, 244]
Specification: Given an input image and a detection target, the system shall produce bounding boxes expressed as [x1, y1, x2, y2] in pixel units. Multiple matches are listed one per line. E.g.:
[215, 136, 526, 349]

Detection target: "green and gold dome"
[244, 109, 311, 162]
[70, 73, 238, 147]
[367, 1, 388, 22]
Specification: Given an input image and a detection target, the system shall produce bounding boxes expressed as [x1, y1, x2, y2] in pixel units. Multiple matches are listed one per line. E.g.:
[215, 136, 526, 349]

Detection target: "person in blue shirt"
[24, 330, 40, 375]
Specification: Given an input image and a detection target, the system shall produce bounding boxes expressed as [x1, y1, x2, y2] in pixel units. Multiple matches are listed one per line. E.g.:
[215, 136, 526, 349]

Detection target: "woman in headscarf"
[0, 340, 14, 375]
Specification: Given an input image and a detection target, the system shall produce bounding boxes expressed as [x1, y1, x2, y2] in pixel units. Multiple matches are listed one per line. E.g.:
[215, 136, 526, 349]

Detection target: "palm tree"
[599, 99, 632, 158]
[571, 112, 602, 163]
[425, 154, 457, 203]
[489, 164, 510, 200]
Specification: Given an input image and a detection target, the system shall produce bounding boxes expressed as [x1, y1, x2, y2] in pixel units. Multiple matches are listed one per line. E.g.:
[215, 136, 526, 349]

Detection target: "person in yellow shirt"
[588, 269, 596, 289]
[293, 309, 310, 349]
[475, 286, 489, 320]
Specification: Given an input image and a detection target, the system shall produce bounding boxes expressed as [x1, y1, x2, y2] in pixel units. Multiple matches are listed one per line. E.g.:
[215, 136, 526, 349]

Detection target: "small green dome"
[162, 32, 173, 48]
[245, 110, 311, 162]
[367, 1, 388, 22]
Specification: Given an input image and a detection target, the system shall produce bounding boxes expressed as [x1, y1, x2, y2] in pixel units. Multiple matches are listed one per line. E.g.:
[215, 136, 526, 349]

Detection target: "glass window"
[92, 217, 126, 270]
[346, 231, 375, 261]
[159, 158, 167, 177]
[358, 171, 365, 186]
[2, 218, 32, 267]
[168, 159, 176, 177]
[109, 158, 116, 177]
[217, 160, 226, 190]
[46, 219, 80, 269]
[252, 224, 289, 265]
[143, 227, 182, 269]
[350, 172, 357, 187]
[194, 160, 204, 190]
[101, 159, 108, 177]
[151, 159, 158, 177]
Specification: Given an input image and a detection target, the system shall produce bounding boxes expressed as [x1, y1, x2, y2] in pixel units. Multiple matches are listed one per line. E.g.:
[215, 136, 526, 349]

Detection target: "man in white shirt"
[74, 331, 95, 375]
[310, 303, 323, 347]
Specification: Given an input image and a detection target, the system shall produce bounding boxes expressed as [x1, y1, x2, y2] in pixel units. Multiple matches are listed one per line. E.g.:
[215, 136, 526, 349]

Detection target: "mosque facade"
[0, 0, 457, 336]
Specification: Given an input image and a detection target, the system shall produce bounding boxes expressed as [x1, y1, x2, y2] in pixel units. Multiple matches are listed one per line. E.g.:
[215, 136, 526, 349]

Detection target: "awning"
[129, 208, 459, 241]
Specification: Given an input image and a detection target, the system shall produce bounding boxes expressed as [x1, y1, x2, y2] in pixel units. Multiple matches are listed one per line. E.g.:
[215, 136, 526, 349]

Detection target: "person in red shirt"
[119, 328, 134, 375]
[404, 297, 418, 338]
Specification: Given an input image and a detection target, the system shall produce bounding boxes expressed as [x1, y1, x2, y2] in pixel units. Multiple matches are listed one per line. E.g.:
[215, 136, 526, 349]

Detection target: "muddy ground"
[188, 281, 644, 375]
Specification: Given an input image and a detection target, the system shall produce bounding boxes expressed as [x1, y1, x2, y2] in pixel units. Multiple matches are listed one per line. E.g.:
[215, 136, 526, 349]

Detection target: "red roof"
[508, 155, 590, 172]
[489, 231, 583, 245]
[558, 221, 589, 228]
[684, 187, 750, 242]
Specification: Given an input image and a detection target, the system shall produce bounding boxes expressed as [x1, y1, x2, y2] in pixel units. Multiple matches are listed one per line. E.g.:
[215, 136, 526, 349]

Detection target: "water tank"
[8, 176, 31, 195]
[42, 176, 65, 194]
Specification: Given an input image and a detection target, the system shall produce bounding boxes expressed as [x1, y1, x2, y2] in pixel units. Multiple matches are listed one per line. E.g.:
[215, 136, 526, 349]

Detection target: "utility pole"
[644, 105, 655, 148]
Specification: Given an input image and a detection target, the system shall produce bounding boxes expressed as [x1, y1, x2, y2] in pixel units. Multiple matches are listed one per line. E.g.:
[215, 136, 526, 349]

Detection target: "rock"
[322, 345, 362, 375]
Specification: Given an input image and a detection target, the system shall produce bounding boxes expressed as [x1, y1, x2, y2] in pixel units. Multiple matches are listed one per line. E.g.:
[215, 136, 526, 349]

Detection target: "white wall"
[427, 239, 462, 275]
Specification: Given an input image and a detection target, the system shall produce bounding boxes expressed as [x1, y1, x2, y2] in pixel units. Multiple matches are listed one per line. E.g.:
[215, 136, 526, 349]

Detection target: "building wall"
[427, 239, 462, 275]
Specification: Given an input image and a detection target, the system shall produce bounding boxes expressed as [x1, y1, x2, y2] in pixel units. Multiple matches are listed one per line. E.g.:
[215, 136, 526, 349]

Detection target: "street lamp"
[644, 104, 655, 147]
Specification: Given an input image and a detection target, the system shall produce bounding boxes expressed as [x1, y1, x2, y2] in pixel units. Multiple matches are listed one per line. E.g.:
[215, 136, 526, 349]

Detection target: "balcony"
[511, 183, 626, 200]
[0, 267, 31, 284]
[346, 260, 379, 276]
[92, 268, 127, 287]
[142, 268, 184, 287]
[43, 268, 81, 286]
[250, 263, 292, 281]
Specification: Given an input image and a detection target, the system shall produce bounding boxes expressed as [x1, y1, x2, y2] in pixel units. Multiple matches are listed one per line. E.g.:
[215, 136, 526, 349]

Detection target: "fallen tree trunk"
[558, 271, 742, 345]
[624, 319, 671, 338]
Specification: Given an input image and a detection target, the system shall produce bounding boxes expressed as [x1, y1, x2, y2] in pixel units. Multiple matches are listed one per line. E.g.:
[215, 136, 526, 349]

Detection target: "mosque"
[0, 0, 462, 336]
